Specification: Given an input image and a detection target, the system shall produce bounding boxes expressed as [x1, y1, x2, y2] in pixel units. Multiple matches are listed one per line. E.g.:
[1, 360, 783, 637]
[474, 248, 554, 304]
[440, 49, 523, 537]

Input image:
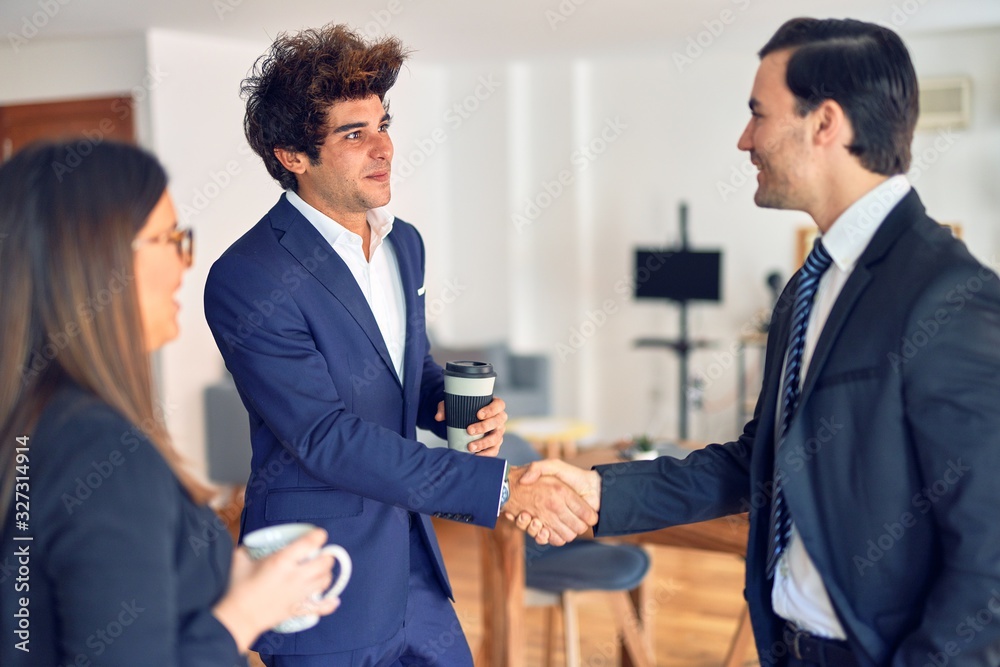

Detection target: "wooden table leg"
[612, 590, 653, 667]
[477, 520, 525, 667]
[723, 604, 753, 667]
[621, 550, 655, 667]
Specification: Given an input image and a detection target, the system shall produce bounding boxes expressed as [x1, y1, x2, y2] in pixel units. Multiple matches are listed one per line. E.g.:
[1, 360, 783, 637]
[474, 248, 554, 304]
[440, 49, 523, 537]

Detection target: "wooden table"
[477, 445, 751, 667]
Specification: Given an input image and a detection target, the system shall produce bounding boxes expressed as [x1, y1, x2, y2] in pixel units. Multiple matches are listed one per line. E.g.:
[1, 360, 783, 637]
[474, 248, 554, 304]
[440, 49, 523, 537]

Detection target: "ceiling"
[2, 0, 999, 62]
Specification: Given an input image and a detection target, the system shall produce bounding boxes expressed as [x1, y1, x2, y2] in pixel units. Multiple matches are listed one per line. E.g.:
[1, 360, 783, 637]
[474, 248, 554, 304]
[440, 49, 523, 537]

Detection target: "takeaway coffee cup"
[444, 361, 497, 452]
[242, 523, 352, 633]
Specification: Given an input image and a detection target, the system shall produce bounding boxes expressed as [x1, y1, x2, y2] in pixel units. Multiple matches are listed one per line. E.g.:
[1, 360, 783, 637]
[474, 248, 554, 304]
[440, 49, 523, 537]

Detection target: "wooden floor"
[249, 520, 760, 667]
[435, 518, 760, 667]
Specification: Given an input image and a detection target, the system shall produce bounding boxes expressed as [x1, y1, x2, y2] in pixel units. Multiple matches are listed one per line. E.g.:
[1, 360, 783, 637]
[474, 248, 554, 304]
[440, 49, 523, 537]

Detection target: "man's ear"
[274, 147, 308, 175]
[812, 99, 850, 149]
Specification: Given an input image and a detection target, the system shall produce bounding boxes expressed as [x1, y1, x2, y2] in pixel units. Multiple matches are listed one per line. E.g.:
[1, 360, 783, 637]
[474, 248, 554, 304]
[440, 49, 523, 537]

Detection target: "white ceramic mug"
[242, 523, 352, 633]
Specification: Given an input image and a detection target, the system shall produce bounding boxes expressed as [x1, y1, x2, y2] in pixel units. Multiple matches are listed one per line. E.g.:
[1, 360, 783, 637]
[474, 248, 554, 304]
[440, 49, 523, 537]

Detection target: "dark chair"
[482, 435, 653, 667]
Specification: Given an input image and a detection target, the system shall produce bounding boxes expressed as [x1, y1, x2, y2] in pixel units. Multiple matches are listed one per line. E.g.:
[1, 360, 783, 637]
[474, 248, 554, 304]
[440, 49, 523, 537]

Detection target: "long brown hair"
[0, 140, 213, 515]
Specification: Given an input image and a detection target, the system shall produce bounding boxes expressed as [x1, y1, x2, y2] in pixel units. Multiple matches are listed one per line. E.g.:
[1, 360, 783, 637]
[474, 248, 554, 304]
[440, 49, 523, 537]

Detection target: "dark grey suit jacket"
[0, 385, 243, 666]
[594, 190, 1000, 666]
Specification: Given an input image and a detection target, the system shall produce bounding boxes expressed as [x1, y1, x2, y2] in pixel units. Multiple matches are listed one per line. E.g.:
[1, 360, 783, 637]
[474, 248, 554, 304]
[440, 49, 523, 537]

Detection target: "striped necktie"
[766, 237, 833, 578]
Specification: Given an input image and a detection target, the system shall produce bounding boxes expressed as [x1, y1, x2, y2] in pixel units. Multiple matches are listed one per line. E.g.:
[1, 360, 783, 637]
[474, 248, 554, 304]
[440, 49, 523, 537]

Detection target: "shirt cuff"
[496, 461, 509, 517]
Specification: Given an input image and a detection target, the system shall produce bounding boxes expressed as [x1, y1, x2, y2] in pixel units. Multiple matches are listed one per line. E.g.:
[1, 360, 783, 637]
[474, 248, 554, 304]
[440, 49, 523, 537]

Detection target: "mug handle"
[318, 545, 352, 600]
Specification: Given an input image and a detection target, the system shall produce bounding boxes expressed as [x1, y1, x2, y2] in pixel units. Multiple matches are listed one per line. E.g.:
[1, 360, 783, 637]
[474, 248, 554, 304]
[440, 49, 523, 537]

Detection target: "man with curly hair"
[205, 23, 597, 667]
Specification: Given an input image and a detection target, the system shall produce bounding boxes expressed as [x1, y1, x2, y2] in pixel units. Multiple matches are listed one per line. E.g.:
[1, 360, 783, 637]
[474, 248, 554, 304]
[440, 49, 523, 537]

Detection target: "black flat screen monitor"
[634, 249, 722, 302]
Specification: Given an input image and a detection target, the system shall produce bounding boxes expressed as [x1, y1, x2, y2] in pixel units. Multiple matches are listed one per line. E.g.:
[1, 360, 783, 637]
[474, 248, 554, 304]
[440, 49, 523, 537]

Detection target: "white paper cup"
[444, 361, 496, 452]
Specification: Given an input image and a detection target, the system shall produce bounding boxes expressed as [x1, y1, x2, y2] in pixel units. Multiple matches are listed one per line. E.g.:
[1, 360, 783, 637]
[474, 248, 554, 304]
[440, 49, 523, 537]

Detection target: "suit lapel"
[270, 196, 402, 389]
[386, 230, 419, 402]
[797, 190, 924, 406]
[798, 266, 873, 402]
[757, 283, 795, 460]
[745, 279, 795, 538]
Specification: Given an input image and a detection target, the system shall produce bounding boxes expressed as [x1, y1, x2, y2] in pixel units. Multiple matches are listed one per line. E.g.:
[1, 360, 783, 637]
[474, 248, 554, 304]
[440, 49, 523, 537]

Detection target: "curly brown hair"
[242, 23, 408, 190]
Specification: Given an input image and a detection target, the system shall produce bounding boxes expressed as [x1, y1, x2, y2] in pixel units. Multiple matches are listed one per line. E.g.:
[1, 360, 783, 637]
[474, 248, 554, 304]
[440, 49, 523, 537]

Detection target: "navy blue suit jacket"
[204, 195, 506, 656]
[593, 191, 1000, 666]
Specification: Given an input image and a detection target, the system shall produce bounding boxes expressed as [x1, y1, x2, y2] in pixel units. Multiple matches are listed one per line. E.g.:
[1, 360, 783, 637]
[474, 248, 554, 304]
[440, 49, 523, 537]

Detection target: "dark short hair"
[241, 23, 408, 190]
[759, 18, 918, 175]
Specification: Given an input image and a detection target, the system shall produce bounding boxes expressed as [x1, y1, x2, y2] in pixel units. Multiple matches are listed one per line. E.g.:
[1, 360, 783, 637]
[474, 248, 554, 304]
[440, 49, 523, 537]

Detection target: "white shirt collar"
[821, 174, 911, 272]
[285, 189, 395, 253]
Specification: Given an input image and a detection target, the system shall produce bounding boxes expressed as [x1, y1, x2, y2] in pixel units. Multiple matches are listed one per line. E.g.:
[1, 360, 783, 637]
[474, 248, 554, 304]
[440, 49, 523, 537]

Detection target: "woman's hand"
[213, 528, 341, 653]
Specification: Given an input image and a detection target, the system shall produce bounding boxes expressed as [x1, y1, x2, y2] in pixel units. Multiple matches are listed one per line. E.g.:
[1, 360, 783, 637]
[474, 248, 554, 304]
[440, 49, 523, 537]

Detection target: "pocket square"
[417, 285, 426, 296]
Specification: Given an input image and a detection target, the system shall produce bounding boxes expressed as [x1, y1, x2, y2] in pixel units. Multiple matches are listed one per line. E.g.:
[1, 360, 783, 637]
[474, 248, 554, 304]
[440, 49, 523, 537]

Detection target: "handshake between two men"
[502, 460, 602, 546]
[444, 396, 601, 546]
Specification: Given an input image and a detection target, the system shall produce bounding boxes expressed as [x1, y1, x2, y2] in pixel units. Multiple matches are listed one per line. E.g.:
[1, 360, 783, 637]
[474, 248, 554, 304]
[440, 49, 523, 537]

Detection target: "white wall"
[0, 32, 147, 102]
[383, 63, 453, 338]
[906, 27, 1000, 267]
[0, 32, 153, 144]
[426, 48, 785, 442]
[144, 29, 277, 473]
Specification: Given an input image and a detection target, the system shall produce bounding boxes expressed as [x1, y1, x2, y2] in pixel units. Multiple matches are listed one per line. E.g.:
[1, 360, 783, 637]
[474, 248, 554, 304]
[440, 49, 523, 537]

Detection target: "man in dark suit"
[516, 18, 1000, 667]
[204, 24, 596, 667]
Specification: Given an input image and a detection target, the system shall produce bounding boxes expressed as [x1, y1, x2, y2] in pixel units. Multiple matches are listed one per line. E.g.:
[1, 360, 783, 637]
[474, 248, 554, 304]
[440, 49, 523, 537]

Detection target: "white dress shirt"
[772, 174, 912, 638]
[286, 190, 407, 383]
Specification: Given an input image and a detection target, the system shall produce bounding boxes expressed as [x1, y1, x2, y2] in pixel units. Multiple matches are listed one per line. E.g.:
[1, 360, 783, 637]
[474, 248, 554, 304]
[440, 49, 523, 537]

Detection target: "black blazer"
[0, 385, 242, 666]
[594, 190, 1000, 666]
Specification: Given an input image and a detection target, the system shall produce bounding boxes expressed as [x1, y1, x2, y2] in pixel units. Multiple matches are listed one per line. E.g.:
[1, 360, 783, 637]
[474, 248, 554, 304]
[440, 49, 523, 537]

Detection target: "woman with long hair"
[0, 140, 339, 665]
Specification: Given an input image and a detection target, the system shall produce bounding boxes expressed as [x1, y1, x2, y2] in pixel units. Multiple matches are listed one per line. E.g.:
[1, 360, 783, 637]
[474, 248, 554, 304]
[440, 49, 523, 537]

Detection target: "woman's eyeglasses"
[132, 227, 194, 267]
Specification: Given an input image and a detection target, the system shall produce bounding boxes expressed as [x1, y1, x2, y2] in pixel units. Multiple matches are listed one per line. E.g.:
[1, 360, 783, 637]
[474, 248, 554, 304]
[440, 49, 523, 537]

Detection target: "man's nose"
[371, 132, 392, 159]
[737, 121, 753, 152]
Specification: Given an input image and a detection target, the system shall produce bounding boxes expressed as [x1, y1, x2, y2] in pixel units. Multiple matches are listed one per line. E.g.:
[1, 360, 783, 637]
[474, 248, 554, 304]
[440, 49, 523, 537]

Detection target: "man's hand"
[500, 464, 598, 546]
[434, 397, 507, 456]
[507, 459, 602, 545]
